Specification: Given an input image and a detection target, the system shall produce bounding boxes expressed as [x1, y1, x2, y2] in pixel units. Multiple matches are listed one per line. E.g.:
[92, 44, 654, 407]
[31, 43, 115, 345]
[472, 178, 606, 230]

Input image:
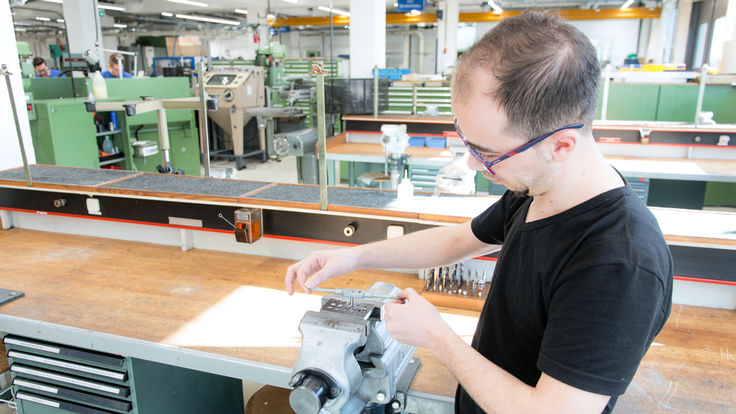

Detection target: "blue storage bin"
[426, 137, 446, 148]
[408, 136, 426, 147]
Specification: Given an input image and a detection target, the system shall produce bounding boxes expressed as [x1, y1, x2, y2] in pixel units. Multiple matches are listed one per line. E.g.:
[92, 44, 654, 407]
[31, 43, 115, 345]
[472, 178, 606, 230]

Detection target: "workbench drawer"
[14, 378, 132, 412]
[8, 351, 128, 383]
[11, 365, 130, 399]
[4, 336, 126, 370]
[16, 390, 119, 414]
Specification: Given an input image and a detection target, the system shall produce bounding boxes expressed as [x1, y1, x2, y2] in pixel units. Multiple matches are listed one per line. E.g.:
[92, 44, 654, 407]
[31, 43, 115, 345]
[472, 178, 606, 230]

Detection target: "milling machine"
[289, 282, 420, 414]
[202, 67, 266, 169]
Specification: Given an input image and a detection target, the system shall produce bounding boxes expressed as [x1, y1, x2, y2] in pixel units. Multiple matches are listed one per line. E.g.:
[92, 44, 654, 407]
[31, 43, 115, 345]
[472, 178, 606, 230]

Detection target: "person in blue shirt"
[33, 57, 65, 78]
[101, 53, 133, 79]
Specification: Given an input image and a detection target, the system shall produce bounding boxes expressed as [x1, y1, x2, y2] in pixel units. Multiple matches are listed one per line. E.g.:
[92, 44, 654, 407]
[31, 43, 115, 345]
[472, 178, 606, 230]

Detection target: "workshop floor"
[209, 156, 300, 184]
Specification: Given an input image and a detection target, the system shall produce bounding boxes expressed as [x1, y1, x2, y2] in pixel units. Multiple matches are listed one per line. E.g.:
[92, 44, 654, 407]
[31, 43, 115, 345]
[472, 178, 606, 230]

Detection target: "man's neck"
[526, 149, 624, 223]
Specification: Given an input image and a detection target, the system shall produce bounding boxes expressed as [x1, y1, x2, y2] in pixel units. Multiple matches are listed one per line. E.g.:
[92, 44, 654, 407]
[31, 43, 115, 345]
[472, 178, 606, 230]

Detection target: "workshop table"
[0, 229, 733, 413]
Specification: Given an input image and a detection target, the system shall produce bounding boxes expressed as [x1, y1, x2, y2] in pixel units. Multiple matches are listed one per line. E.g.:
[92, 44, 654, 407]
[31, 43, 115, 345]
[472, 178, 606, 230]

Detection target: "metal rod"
[197, 61, 211, 177]
[601, 64, 611, 121]
[155, 106, 172, 170]
[373, 64, 379, 118]
[2, 64, 32, 187]
[316, 71, 328, 210]
[694, 65, 708, 129]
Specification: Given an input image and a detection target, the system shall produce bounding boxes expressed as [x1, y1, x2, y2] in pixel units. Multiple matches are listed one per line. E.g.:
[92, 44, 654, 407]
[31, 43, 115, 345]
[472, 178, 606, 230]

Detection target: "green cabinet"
[30, 99, 99, 169]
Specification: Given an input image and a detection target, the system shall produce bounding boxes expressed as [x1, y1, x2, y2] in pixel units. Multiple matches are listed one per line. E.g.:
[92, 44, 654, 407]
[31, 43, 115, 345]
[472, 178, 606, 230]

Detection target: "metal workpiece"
[310, 287, 400, 301]
[289, 282, 417, 414]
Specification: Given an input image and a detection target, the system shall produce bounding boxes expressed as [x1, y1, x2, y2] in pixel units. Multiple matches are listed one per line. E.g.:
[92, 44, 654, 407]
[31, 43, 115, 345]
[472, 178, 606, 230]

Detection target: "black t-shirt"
[456, 185, 673, 414]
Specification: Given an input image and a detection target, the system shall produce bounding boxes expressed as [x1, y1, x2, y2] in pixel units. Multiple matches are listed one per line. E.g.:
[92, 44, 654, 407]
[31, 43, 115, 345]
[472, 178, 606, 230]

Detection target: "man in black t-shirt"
[285, 11, 672, 414]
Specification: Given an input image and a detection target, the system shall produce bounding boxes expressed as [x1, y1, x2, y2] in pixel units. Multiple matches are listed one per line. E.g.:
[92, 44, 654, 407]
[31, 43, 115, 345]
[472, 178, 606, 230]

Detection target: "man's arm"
[384, 289, 610, 414]
[285, 221, 491, 294]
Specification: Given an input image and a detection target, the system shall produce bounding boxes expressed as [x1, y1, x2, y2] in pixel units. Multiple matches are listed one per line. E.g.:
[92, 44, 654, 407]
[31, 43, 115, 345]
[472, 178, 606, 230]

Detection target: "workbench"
[0, 165, 734, 412]
[327, 115, 736, 208]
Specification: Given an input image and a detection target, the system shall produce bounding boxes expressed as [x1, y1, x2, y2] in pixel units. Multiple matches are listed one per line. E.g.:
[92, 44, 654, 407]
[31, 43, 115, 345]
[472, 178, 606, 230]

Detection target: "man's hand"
[284, 249, 359, 295]
[383, 288, 452, 349]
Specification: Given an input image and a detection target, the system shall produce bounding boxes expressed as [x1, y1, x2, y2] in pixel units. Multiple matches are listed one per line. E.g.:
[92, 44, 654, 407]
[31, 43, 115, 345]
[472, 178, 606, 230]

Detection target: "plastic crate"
[426, 137, 446, 148]
[408, 136, 426, 147]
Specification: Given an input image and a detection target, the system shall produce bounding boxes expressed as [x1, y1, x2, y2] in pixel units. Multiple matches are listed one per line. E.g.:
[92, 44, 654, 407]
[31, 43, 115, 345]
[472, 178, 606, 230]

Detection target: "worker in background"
[285, 11, 672, 414]
[101, 53, 133, 78]
[33, 57, 65, 78]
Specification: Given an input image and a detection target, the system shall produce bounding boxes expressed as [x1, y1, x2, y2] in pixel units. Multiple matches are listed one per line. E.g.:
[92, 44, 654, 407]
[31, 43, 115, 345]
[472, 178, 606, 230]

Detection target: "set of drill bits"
[424, 263, 488, 298]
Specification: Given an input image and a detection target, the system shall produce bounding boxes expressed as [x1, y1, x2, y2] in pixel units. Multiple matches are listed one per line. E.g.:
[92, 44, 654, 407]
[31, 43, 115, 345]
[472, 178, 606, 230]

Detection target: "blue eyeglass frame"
[453, 117, 584, 175]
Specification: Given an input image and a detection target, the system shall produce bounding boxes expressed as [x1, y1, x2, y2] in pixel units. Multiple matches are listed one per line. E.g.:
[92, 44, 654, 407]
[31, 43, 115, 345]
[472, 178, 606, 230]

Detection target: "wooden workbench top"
[0, 229, 733, 412]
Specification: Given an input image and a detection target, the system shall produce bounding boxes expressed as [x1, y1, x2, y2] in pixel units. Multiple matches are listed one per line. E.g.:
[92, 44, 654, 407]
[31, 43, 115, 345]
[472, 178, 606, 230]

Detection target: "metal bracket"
[391, 357, 421, 412]
[0, 289, 24, 306]
[639, 128, 652, 145]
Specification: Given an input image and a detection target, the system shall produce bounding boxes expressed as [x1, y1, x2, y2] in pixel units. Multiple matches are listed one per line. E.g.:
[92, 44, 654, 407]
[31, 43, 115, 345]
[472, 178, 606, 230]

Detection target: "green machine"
[255, 42, 287, 107]
[17, 42, 35, 78]
[24, 77, 201, 175]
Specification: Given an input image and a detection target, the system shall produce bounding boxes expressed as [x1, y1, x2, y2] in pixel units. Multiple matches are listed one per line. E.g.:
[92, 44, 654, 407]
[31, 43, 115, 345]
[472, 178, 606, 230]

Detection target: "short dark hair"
[32, 57, 46, 68]
[453, 11, 600, 138]
[109, 53, 124, 66]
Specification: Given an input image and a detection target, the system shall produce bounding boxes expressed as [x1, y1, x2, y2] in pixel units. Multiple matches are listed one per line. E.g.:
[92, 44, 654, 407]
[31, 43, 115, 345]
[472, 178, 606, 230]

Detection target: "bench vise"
[288, 282, 419, 414]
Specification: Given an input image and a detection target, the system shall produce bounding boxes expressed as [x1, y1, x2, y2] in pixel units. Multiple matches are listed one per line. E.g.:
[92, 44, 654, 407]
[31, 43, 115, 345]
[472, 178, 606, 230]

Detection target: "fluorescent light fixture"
[317, 6, 350, 16]
[620, 0, 634, 10]
[42, 0, 64, 4]
[283, 0, 298, 3]
[234, 9, 248, 14]
[489, 1, 503, 14]
[407, 9, 421, 16]
[267, 14, 275, 19]
[175, 13, 240, 25]
[113, 23, 127, 28]
[98, 3, 126, 11]
[56, 18, 64, 23]
[161, 12, 174, 17]
[167, 0, 208, 8]
[35, 16, 52, 22]
[15, 28, 27, 32]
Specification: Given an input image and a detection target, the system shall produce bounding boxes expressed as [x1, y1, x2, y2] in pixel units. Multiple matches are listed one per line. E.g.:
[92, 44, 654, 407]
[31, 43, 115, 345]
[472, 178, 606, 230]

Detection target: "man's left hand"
[383, 288, 450, 350]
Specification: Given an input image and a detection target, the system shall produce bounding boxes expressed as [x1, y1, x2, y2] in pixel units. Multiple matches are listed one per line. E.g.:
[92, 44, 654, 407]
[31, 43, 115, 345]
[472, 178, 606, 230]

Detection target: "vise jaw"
[289, 282, 418, 414]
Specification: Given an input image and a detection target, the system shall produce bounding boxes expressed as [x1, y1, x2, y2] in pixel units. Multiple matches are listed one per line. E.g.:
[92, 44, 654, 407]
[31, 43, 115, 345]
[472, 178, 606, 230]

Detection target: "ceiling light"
[620, 0, 634, 10]
[283, 0, 298, 3]
[35, 16, 52, 22]
[161, 12, 174, 17]
[175, 13, 240, 25]
[267, 14, 275, 19]
[393, 2, 398, 7]
[234, 9, 248, 14]
[15, 28, 27, 32]
[42, 0, 64, 4]
[56, 18, 64, 23]
[98, 3, 126, 11]
[167, 0, 208, 8]
[407, 9, 421, 16]
[317, 6, 350, 16]
[113, 23, 127, 28]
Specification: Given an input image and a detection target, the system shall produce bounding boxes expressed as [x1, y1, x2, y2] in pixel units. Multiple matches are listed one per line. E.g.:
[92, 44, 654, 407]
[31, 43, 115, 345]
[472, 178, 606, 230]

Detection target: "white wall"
[209, 30, 259, 60]
[0, 2, 35, 171]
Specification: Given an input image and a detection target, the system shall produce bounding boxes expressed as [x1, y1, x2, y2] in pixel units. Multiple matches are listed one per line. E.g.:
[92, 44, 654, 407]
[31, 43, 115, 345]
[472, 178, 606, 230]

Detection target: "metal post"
[197, 61, 211, 177]
[373, 65, 379, 118]
[1, 64, 32, 187]
[313, 64, 329, 210]
[601, 64, 612, 121]
[694, 65, 708, 128]
[156, 106, 172, 171]
[117, 56, 123, 79]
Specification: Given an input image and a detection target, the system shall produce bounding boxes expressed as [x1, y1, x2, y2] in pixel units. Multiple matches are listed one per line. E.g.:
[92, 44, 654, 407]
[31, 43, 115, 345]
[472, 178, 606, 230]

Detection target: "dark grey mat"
[103, 174, 270, 197]
[0, 165, 138, 186]
[249, 185, 402, 209]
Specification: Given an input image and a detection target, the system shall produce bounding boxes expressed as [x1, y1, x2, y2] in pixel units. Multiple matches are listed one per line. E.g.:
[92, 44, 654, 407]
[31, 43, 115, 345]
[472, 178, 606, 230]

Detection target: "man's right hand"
[284, 248, 359, 295]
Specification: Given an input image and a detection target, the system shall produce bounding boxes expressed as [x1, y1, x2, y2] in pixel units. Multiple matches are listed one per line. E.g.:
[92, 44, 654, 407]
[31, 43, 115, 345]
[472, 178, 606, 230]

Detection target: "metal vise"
[288, 282, 419, 414]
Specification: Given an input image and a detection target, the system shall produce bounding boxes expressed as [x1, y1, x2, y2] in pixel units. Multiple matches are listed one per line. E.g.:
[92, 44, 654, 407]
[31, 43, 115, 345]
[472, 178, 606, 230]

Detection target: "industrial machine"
[289, 282, 419, 414]
[203, 67, 266, 169]
[273, 128, 318, 184]
[16, 42, 34, 78]
[255, 42, 287, 107]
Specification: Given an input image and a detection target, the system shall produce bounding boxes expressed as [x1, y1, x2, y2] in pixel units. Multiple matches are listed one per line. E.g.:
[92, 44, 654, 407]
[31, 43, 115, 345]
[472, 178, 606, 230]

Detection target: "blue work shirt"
[101, 70, 133, 79]
[36, 69, 66, 78]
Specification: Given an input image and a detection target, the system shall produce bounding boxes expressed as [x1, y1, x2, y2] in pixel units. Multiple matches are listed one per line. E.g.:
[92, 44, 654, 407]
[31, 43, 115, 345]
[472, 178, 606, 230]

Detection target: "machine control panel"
[204, 71, 251, 88]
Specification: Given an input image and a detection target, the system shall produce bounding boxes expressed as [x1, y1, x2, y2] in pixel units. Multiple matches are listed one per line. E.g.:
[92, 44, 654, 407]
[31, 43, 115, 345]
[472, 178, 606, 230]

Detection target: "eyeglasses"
[453, 117, 584, 175]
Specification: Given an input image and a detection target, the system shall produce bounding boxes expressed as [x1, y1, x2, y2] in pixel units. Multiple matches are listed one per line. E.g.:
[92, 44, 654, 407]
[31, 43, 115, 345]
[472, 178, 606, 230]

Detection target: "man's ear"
[548, 131, 577, 162]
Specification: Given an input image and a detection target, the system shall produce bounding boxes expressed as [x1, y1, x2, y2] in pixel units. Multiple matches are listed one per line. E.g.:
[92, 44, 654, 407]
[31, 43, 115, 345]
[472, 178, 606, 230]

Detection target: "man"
[101, 53, 133, 78]
[33, 57, 65, 78]
[285, 11, 672, 414]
